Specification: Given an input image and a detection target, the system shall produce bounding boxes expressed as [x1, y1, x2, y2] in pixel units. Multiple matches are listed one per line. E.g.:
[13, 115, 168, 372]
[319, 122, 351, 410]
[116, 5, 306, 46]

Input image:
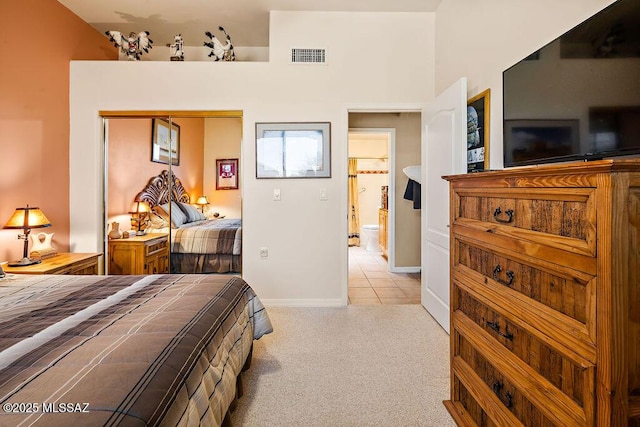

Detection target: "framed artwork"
[255, 122, 331, 178]
[216, 158, 239, 190]
[151, 118, 180, 165]
[467, 89, 490, 173]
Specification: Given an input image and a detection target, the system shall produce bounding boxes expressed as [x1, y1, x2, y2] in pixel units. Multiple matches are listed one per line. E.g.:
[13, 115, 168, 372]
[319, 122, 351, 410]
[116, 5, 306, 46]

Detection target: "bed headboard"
[134, 170, 190, 208]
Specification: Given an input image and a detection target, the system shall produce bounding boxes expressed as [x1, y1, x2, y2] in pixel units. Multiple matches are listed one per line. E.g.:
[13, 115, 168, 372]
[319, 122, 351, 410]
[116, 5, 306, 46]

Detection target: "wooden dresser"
[3, 253, 101, 275]
[443, 160, 640, 427]
[379, 208, 388, 258]
[108, 234, 169, 275]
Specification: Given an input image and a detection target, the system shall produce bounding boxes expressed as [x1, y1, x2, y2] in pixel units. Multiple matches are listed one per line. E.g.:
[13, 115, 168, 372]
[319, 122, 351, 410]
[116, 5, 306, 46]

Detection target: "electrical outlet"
[260, 247, 268, 258]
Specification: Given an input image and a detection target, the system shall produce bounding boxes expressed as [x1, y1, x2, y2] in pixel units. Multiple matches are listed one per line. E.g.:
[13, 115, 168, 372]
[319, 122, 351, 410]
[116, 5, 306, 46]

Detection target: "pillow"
[152, 205, 175, 228]
[179, 202, 206, 222]
[147, 211, 170, 229]
[156, 202, 188, 228]
[175, 201, 192, 220]
[168, 202, 188, 226]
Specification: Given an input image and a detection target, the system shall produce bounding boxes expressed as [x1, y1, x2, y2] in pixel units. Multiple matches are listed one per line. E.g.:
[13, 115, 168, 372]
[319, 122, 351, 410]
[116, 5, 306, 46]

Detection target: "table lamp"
[3, 205, 52, 266]
[129, 201, 151, 235]
[196, 195, 209, 213]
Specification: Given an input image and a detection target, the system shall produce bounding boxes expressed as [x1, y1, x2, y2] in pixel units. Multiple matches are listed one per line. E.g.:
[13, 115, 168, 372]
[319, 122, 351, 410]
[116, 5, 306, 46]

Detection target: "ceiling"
[57, 0, 443, 48]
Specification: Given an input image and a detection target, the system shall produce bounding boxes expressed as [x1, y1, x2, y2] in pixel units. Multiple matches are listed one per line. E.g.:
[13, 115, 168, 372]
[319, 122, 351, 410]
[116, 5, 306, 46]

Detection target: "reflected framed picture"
[467, 89, 490, 173]
[256, 122, 331, 178]
[151, 118, 180, 165]
[216, 158, 239, 190]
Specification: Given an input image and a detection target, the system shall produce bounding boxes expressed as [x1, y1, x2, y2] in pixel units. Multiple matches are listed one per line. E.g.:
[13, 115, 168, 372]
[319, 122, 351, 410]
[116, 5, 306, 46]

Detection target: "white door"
[421, 78, 467, 333]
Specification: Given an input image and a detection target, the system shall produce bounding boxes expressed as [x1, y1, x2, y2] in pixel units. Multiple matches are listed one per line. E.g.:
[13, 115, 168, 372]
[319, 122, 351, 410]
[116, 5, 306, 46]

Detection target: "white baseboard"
[261, 298, 346, 307]
[390, 266, 421, 274]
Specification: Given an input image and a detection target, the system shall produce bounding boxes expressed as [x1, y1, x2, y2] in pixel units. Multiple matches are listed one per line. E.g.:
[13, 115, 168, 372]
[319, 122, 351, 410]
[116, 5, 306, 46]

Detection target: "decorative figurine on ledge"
[167, 34, 184, 61]
[204, 26, 236, 61]
[105, 30, 154, 60]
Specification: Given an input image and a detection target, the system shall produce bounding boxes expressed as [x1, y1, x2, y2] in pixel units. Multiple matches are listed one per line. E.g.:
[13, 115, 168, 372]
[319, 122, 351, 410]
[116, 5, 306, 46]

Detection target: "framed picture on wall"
[255, 122, 331, 178]
[467, 89, 490, 173]
[216, 158, 239, 190]
[151, 118, 180, 165]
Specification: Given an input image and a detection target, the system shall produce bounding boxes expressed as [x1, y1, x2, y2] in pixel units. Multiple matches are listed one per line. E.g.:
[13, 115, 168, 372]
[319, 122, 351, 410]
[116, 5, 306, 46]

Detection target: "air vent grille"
[291, 48, 326, 64]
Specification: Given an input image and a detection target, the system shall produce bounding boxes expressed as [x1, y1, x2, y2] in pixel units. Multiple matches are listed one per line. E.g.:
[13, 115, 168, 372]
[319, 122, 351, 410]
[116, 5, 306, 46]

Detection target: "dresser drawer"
[454, 238, 596, 343]
[446, 375, 514, 427]
[452, 314, 592, 427]
[454, 187, 596, 258]
[454, 285, 595, 414]
[146, 238, 167, 256]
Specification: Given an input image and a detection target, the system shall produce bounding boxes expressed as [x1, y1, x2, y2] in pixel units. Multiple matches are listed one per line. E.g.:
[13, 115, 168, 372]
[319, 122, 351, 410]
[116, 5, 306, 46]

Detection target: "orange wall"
[107, 117, 205, 231]
[0, 0, 116, 263]
[204, 118, 243, 219]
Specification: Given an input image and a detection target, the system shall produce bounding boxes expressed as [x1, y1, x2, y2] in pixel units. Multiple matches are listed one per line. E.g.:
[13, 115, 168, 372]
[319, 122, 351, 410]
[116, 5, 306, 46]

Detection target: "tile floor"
[348, 245, 421, 305]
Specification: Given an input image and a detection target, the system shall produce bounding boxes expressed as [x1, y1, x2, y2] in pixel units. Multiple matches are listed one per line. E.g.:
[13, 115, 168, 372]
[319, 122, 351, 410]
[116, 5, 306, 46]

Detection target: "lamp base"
[8, 257, 42, 267]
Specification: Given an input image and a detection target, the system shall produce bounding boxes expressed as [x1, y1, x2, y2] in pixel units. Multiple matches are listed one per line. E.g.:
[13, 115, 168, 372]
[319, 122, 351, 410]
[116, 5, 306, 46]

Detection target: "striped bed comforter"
[0, 273, 272, 426]
[171, 219, 241, 256]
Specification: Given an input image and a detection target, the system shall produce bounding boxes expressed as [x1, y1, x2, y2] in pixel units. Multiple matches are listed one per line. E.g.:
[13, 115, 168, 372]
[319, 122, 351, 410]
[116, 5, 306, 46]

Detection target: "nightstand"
[2, 253, 102, 275]
[108, 233, 169, 275]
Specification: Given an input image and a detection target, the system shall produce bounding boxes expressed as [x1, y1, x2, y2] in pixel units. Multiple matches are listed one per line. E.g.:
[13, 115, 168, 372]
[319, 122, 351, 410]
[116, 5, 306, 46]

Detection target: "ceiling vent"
[291, 48, 326, 64]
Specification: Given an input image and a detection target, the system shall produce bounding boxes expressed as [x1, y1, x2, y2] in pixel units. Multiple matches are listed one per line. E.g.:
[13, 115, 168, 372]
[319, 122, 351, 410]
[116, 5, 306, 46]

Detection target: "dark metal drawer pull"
[504, 391, 513, 409]
[493, 207, 514, 223]
[486, 320, 514, 341]
[492, 381, 514, 408]
[493, 265, 515, 287]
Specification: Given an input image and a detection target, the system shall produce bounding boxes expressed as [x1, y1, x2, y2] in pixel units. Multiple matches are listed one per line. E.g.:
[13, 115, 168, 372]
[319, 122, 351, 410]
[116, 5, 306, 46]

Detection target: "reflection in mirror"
[103, 114, 243, 275]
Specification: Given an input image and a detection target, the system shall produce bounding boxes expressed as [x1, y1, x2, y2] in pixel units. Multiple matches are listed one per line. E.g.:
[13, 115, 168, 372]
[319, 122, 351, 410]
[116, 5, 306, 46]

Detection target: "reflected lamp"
[129, 201, 151, 235]
[3, 205, 52, 266]
[196, 196, 209, 213]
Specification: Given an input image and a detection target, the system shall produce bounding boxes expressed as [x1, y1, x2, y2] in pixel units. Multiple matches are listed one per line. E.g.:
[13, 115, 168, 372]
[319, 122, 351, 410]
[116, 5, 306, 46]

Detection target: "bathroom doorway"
[346, 120, 421, 305]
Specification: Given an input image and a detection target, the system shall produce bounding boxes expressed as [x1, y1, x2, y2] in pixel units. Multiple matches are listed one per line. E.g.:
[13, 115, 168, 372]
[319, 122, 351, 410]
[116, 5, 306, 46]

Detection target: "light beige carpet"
[229, 305, 456, 426]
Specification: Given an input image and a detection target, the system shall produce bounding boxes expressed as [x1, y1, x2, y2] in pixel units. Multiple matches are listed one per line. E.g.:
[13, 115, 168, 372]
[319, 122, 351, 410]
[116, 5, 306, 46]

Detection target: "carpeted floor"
[229, 305, 456, 426]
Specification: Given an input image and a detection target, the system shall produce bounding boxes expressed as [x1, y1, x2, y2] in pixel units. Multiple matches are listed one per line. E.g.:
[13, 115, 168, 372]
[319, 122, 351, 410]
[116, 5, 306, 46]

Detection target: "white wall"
[434, 0, 617, 169]
[70, 11, 435, 305]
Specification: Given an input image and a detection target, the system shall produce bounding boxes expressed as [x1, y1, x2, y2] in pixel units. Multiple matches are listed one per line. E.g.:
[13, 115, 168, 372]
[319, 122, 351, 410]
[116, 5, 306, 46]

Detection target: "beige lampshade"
[196, 196, 209, 206]
[129, 201, 151, 214]
[3, 206, 51, 229]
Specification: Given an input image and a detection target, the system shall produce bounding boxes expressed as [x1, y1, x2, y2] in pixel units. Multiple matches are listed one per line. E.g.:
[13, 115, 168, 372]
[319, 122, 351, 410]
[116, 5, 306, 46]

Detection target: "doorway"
[347, 112, 422, 305]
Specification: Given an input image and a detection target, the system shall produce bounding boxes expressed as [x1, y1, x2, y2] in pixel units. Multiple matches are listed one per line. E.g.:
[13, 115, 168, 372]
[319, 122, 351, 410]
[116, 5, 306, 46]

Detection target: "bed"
[0, 273, 272, 426]
[135, 171, 242, 274]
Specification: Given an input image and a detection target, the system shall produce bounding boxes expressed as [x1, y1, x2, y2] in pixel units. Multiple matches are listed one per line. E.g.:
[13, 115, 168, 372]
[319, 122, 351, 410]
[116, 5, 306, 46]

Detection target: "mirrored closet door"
[102, 112, 243, 275]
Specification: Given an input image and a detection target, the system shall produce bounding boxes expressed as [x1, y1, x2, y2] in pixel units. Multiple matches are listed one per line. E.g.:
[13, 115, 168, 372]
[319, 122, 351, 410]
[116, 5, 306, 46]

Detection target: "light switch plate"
[273, 189, 281, 201]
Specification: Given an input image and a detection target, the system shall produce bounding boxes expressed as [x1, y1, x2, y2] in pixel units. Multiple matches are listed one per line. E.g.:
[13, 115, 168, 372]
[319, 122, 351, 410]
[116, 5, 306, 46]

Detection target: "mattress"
[0, 273, 272, 426]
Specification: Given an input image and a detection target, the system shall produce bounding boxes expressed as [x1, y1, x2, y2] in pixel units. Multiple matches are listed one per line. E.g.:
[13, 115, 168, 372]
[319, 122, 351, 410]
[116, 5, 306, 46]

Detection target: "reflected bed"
[135, 170, 242, 274]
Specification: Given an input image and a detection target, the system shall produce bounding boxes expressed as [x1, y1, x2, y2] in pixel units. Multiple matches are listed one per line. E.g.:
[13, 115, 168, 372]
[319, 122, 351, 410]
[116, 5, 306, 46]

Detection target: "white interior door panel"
[421, 78, 467, 334]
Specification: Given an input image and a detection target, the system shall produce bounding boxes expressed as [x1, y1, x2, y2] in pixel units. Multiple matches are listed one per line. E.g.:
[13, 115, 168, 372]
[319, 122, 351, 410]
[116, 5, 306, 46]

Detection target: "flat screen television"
[503, 0, 640, 167]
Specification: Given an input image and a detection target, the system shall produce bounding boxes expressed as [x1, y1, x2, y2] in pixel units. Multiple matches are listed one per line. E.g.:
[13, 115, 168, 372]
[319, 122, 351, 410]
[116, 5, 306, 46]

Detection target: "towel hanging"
[403, 179, 421, 209]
